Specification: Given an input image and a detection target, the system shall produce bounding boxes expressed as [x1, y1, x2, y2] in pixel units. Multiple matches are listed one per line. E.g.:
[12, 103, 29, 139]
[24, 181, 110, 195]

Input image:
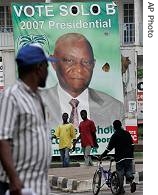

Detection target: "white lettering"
[106, 2, 116, 15]
[45, 5, 55, 16]
[13, 5, 55, 17]
[60, 4, 102, 17]
[13, 5, 23, 17]
[69, 5, 80, 16]
[80, 5, 89, 16]
[24, 6, 35, 17]
[90, 4, 101, 15]
[60, 5, 68, 16]
[34, 5, 44, 17]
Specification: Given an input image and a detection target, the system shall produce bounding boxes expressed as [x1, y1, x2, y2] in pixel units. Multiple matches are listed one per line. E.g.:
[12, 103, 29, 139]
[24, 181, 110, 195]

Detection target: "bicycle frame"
[92, 155, 123, 195]
[97, 156, 114, 188]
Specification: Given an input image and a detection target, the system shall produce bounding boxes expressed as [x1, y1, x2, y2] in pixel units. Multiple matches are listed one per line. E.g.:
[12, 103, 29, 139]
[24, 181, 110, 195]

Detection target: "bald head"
[54, 33, 94, 57]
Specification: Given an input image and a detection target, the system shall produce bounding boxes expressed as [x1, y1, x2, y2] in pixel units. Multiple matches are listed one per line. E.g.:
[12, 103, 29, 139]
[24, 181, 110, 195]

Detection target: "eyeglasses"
[59, 56, 95, 68]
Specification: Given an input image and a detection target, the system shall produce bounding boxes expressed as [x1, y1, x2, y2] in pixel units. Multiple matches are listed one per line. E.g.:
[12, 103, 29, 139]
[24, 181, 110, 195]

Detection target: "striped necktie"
[69, 99, 79, 128]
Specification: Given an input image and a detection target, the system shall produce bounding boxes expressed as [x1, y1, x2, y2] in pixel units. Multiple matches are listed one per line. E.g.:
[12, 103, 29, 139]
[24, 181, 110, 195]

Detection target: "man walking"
[100, 120, 136, 194]
[53, 113, 76, 167]
[73, 110, 98, 166]
[0, 44, 57, 195]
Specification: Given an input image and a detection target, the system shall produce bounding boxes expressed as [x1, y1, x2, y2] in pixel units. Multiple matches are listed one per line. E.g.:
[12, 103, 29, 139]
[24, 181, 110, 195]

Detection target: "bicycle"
[92, 155, 123, 195]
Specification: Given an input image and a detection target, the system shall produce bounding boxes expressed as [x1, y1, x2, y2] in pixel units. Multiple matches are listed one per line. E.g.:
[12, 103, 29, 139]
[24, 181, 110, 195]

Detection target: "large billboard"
[11, 1, 124, 155]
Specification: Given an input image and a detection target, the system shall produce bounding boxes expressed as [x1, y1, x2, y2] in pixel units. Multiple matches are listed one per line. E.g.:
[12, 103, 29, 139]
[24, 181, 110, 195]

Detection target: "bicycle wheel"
[110, 171, 123, 195]
[92, 169, 102, 195]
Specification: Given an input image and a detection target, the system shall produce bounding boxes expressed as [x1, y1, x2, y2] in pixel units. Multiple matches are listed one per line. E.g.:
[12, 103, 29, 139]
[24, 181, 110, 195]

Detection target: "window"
[123, 4, 135, 43]
[0, 6, 12, 32]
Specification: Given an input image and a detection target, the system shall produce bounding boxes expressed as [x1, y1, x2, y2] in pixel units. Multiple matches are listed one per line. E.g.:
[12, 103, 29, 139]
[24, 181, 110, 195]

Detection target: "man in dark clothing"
[100, 120, 136, 194]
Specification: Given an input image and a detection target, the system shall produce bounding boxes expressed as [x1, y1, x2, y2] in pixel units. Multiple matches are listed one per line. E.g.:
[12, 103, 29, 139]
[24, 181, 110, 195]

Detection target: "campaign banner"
[11, 1, 124, 156]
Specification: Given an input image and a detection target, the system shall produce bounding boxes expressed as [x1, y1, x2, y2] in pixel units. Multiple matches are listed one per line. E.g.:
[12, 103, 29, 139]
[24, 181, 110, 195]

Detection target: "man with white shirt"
[41, 33, 124, 135]
[0, 44, 57, 195]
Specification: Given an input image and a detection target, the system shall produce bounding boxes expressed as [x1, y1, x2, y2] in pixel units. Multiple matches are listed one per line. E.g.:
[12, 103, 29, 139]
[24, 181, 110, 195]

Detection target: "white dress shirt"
[57, 84, 90, 123]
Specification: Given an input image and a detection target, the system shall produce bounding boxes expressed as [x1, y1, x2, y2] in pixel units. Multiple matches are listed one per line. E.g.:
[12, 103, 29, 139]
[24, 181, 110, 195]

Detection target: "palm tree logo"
[16, 34, 50, 54]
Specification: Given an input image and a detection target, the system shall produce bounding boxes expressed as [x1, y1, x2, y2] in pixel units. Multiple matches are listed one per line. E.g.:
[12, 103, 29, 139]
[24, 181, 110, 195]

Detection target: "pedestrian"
[73, 110, 98, 166]
[0, 43, 58, 195]
[99, 120, 136, 194]
[53, 113, 76, 167]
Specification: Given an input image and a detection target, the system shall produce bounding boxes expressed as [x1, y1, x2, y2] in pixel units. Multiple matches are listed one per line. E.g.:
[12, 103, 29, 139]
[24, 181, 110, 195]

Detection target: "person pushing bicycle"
[99, 120, 136, 194]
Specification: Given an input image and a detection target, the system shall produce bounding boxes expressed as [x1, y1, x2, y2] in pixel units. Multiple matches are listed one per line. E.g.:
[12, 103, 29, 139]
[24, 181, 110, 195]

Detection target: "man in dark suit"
[41, 33, 124, 132]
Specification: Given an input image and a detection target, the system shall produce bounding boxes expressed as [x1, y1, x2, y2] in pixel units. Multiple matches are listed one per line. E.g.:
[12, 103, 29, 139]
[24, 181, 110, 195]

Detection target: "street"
[50, 183, 143, 195]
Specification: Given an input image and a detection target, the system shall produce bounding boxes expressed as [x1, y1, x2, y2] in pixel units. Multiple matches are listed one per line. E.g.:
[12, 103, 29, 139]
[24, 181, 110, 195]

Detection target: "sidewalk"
[48, 159, 143, 192]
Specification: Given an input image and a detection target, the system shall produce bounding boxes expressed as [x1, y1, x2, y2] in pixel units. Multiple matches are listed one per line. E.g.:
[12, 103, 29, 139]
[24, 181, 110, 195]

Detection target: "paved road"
[50, 183, 143, 195]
